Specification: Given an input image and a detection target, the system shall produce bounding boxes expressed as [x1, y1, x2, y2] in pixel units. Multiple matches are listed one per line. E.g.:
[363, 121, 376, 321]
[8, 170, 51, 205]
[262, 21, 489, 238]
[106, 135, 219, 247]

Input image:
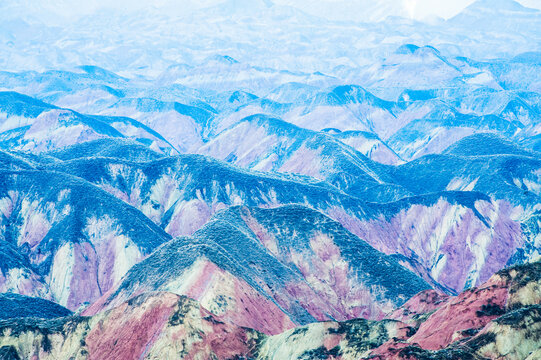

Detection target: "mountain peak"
[464, 0, 534, 12]
[394, 44, 441, 57]
[203, 54, 240, 66]
[396, 44, 420, 54]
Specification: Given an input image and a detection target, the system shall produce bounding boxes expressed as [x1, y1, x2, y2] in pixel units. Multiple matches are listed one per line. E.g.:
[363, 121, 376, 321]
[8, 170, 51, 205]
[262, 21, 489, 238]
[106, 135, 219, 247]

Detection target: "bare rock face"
[87, 205, 430, 335]
[369, 261, 541, 360]
[40, 142, 537, 296]
[256, 261, 541, 360]
[1, 261, 539, 360]
[388, 290, 450, 326]
[0, 292, 262, 360]
[0, 169, 171, 310]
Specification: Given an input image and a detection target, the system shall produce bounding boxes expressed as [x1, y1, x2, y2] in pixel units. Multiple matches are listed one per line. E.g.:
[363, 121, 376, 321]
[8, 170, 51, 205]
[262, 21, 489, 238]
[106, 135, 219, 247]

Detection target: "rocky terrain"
[1, 260, 539, 359]
[0, 0, 540, 358]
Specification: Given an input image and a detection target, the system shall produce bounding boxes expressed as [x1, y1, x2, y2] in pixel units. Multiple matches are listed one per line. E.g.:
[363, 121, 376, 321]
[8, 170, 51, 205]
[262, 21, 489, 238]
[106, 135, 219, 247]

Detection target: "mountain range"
[0, 0, 540, 359]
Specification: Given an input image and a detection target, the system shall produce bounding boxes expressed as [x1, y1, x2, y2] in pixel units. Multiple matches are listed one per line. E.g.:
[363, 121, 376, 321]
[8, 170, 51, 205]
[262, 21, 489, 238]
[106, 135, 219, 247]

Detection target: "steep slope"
[1, 2, 541, 358]
[330, 130, 403, 165]
[370, 261, 541, 359]
[101, 97, 213, 152]
[0, 92, 173, 153]
[516, 210, 541, 264]
[0, 150, 35, 170]
[258, 261, 541, 359]
[46, 138, 165, 162]
[88, 205, 430, 334]
[90, 114, 176, 152]
[0, 170, 171, 309]
[0, 292, 263, 360]
[198, 114, 409, 201]
[213, 84, 398, 139]
[0, 91, 57, 126]
[389, 138, 541, 207]
[404, 262, 541, 350]
[44, 147, 534, 293]
[0, 92, 123, 151]
[257, 317, 412, 360]
[444, 132, 537, 157]
[0, 238, 47, 299]
[346, 191, 528, 292]
[387, 112, 522, 160]
[355, 46, 467, 100]
[280, 85, 398, 138]
[2, 261, 539, 360]
[44, 152, 351, 237]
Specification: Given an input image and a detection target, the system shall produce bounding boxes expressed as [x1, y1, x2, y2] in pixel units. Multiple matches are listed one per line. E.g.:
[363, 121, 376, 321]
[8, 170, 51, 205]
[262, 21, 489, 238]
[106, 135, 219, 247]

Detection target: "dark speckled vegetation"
[0, 293, 72, 320]
[498, 261, 541, 300]
[235, 205, 431, 302]
[300, 345, 341, 359]
[396, 345, 478, 360]
[475, 303, 505, 317]
[46, 138, 166, 162]
[0, 316, 86, 338]
[0, 92, 57, 118]
[494, 305, 541, 328]
[108, 205, 430, 326]
[0, 169, 171, 253]
[328, 318, 395, 353]
[0, 345, 21, 360]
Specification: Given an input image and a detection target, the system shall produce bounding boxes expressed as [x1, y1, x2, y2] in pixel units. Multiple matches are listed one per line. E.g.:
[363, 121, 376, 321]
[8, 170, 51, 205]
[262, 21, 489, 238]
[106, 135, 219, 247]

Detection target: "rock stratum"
[0, 261, 539, 359]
